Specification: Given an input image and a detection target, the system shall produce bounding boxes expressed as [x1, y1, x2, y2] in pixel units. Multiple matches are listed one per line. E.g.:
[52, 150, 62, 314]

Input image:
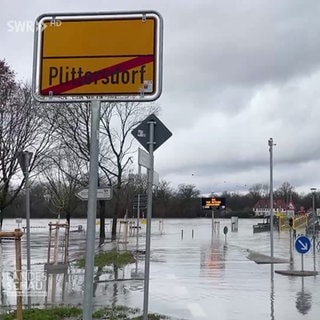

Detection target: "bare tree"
[39, 144, 88, 224]
[154, 180, 173, 218]
[43, 100, 158, 241]
[248, 183, 269, 202]
[155, 180, 173, 200]
[99, 101, 158, 241]
[0, 59, 54, 227]
[176, 184, 200, 199]
[275, 182, 295, 204]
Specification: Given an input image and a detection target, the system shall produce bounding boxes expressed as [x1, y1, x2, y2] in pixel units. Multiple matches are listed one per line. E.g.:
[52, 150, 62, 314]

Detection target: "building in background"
[253, 199, 297, 217]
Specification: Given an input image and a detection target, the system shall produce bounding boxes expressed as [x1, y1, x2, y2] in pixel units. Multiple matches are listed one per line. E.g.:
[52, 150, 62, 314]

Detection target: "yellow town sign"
[33, 12, 163, 102]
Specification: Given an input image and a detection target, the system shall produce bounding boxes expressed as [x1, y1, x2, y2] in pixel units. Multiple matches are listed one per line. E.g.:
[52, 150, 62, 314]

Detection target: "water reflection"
[295, 277, 312, 315]
[270, 265, 274, 320]
[200, 240, 226, 275]
[1, 218, 320, 319]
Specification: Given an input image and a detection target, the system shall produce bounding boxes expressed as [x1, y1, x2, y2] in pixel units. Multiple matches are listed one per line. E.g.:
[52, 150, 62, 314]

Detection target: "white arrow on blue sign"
[295, 235, 311, 254]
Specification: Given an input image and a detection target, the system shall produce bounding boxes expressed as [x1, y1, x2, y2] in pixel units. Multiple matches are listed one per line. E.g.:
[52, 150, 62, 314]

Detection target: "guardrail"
[278, 215, 307, 231]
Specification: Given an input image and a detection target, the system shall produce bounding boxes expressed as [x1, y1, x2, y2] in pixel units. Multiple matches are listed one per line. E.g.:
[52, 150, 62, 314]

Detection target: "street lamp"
[17, 150, 33, 309]
[268, 138, 275, 258]
[310, 188, 317, 256]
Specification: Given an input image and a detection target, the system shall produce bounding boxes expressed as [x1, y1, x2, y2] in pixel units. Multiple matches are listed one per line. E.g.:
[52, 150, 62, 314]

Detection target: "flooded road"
[0, 218, 319, 319]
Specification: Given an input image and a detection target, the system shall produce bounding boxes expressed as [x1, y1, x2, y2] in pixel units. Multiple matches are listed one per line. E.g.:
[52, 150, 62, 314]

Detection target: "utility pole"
[268, 138, 275, 258]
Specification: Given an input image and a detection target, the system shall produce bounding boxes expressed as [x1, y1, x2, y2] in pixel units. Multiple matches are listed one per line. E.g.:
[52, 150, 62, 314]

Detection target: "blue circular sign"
[295, 235, 311, 254]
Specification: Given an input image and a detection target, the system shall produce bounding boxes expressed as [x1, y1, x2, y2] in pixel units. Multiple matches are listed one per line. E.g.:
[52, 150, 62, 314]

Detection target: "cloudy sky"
[2, 0, 320, 196]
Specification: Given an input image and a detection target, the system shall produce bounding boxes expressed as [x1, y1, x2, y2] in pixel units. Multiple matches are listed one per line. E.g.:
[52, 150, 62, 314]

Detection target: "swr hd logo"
[7, 19, 61, 32]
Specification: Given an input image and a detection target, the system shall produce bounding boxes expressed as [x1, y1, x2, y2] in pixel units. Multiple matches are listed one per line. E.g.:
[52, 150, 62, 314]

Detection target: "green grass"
[92, 305, 139, 319]
[75, 250, 135, 269]
[0, 306, 81, 320]
[0, 306, 170, 320]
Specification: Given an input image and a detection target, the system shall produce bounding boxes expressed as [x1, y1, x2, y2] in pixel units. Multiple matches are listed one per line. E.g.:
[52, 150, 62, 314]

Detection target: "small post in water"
[223, 226, 228, 245]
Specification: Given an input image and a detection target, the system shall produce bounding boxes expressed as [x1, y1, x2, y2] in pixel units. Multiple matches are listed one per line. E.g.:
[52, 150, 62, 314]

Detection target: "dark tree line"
[3, 181, 317, 222]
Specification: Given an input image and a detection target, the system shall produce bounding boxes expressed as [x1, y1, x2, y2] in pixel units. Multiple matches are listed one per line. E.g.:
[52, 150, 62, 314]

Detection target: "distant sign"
[223, 226, 228, 235]
[138, 147, 151, 169]
[295, 235, 311, 254]
[132, 113, 172, 151]
[33, 11, 163, 102]
[133, 194, 147, 209]
[201, 197, 226, 210]
[76, 187, 112, 201]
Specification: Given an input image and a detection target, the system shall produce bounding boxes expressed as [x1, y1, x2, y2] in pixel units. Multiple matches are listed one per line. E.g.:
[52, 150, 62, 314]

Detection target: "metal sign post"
[82, 100, 101, 320]
[132, 114, 171, 320]
[143, 120, 155, 320]
[200, 197, 226, 239]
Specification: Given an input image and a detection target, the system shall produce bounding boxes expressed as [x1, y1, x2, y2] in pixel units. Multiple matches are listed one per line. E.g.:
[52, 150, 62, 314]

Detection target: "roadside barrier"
[278, 215, 307, 231]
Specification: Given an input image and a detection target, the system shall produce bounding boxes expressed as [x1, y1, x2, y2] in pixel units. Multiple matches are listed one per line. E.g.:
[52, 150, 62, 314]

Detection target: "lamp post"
[310, 188, 317, 256]
[268, 138, 275, 258]
[17, 150, 33, 309]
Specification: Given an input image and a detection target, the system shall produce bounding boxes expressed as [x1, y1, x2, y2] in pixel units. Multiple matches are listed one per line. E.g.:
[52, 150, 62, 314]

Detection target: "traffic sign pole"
[131, 113, 171, 320]
[143, 120, 155, 320]
[82, 100, 101, 320]
[295, 235, 311, 272]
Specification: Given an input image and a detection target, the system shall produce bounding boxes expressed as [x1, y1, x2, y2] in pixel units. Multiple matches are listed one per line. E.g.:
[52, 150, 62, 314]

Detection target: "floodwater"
[0, 218, 320, 319]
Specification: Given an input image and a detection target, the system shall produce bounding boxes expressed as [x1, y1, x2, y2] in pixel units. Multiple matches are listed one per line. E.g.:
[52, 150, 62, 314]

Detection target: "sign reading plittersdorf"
[32, 11, 163, 102]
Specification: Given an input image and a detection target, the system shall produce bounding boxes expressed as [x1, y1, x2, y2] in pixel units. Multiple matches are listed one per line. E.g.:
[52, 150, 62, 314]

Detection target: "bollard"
[223, 226, 228, 244]
[192, 229, 194, 238]
[289, 218, 294, 265]
[159, 219, 164, 234]
[181, 229, 184, 239]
